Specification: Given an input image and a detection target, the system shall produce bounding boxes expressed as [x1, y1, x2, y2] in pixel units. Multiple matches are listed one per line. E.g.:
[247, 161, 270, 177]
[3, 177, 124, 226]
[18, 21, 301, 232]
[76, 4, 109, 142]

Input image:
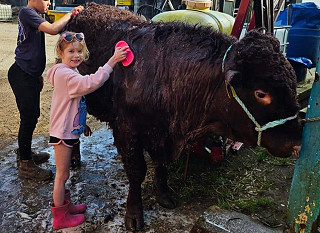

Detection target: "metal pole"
[254, 0, 263, 28]
[231, 0, 251, 38]
[269, 0, 273, 34]
[219, 0, 224, 12]
[288, 45, 320, 233]
[287, 4, 291, 25]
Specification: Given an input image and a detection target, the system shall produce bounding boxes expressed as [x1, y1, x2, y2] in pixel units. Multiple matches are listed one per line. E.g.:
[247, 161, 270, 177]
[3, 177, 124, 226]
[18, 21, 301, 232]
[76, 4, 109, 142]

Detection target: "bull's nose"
[293, 145, 301, 158]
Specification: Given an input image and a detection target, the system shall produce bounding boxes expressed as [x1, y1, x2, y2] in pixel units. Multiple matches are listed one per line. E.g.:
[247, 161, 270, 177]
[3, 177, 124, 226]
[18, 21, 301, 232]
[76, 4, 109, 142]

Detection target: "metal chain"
[303, 117, 320, 123]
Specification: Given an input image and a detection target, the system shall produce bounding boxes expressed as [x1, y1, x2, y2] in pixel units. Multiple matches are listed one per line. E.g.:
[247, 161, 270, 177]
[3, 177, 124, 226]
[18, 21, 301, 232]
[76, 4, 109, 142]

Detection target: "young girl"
[47, 31, 128, 230]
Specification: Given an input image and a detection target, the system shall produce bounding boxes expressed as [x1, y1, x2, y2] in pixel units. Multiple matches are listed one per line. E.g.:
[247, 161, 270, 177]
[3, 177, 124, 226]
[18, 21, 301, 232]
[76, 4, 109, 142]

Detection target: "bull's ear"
[225, 70, 240, 84]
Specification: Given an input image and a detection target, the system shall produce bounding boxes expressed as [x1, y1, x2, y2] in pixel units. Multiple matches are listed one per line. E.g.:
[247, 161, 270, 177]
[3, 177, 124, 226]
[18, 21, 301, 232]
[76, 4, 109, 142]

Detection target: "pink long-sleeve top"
[47, 63, 113, 139]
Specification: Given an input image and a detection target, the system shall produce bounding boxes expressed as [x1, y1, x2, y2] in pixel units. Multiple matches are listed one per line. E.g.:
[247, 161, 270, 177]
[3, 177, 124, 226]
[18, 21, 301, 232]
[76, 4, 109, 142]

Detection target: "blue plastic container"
[286, 28, 320, 67]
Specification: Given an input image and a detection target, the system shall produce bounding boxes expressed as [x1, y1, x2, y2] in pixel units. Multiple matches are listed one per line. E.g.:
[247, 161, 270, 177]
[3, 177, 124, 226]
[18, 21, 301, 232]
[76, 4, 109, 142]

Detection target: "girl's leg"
[53, 143, 72, 207]
[51, 142, 85, 230]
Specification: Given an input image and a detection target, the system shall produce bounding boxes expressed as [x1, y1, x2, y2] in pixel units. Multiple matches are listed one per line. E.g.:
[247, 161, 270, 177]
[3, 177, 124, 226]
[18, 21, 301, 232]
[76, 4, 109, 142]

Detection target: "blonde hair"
[55, 31, 90, 64]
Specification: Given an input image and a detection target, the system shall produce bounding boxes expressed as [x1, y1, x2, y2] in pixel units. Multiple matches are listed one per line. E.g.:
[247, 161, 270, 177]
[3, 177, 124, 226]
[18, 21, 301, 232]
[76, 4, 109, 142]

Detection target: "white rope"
[230, 86, 297, 146]
[222, 46, 298, 146]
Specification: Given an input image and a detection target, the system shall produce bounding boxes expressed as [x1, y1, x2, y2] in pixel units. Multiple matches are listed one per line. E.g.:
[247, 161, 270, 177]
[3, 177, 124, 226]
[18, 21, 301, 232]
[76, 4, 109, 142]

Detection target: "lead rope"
[230, 86, 297, 145]
[222, 44, 298, 146]
[221, 45, 232, 73]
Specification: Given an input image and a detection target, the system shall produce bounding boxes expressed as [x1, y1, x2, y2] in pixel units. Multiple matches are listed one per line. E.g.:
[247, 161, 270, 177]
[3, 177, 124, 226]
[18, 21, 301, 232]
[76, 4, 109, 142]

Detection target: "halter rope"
[221, 45, 298, 146]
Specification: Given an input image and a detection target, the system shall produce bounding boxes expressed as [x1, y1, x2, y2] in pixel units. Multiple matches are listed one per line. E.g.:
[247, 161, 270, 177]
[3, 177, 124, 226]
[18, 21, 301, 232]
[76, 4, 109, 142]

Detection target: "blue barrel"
[286, 28, 320, 67]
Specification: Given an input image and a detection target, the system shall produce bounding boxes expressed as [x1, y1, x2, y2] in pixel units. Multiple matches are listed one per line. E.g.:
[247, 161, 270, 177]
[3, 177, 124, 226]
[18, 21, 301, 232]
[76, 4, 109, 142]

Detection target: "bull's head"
[223, 29, 302, 157]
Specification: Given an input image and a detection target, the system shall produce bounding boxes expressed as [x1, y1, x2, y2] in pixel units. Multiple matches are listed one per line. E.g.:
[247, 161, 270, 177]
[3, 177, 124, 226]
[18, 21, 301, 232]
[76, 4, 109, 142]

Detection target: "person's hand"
[107, 47, 128, 68]
[84, 125, 92, 137]
[114, 46, 129, 62]
[71, 5, 84, 17]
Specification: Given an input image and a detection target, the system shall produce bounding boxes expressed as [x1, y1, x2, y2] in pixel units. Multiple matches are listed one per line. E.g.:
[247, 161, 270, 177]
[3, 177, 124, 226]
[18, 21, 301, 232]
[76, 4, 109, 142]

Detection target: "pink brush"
[71, 10, 79, 17]
[115, 41, 134, 66]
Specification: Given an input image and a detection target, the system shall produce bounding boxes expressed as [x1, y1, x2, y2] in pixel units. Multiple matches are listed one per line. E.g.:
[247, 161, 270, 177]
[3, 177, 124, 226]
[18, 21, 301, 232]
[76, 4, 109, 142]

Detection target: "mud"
[0, 126, 200, 232]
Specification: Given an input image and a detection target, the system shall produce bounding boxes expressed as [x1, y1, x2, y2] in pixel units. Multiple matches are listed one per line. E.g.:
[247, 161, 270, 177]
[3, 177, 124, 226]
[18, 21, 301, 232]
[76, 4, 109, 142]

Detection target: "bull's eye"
[256, 92, 266, 98]
[254, 90, 271, 105]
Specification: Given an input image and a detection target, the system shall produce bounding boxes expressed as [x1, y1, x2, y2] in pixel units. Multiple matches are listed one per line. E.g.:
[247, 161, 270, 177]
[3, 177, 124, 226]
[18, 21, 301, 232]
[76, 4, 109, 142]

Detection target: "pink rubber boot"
[51, 200, 85, 230]
[65, 189, 87, 214]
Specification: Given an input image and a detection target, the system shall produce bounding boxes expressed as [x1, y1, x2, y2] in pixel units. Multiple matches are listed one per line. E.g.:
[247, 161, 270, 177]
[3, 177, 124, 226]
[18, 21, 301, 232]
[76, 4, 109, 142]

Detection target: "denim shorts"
[49, 136, 79, 148]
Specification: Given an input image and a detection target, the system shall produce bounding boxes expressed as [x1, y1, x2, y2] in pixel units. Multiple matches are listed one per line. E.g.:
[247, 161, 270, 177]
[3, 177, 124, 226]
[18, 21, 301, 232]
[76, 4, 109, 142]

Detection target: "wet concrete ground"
[0, 125, 197, 232]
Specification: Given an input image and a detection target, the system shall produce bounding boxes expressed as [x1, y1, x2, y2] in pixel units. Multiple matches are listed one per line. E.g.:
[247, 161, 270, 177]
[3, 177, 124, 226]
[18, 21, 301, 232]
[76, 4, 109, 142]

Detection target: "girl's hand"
[107, 47, 128, 68]
[114, 46, 129, 62]
[84, 125, 92, 137]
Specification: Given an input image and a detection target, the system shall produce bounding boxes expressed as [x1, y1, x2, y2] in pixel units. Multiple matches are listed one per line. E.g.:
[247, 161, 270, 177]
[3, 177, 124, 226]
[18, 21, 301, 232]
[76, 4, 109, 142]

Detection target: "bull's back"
[67, 3, 143, 121]
[113, 22, 233, 116]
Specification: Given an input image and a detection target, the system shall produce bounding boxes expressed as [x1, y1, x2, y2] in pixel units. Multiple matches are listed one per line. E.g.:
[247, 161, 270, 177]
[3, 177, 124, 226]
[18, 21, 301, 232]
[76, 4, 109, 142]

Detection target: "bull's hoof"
[125, 213, 144, 231]
[156, 193, 178, 209]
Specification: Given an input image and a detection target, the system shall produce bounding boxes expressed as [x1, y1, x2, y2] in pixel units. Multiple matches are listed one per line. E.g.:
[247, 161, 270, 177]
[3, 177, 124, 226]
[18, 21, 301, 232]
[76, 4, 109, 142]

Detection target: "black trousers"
[8, 62, 41, 160]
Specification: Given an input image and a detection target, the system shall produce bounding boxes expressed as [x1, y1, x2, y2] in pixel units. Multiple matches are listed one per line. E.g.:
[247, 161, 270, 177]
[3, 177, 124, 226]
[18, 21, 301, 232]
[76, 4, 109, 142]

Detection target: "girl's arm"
[67, 64, 114, 98]
[67, 46, 128, 98]
[38, 6, 84, 35]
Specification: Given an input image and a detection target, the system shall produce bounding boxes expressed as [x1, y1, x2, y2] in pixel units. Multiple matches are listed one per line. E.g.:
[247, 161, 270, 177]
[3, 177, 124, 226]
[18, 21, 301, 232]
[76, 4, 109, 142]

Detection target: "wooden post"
[288, 45, 320, 233]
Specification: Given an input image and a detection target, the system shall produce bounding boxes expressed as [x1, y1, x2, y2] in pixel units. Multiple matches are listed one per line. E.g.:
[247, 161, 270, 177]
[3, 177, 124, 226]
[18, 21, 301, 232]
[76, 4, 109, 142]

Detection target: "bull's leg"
[154, 164, 178, 209]
[115, 134, 147, 231]
[125, 179, 145, 231]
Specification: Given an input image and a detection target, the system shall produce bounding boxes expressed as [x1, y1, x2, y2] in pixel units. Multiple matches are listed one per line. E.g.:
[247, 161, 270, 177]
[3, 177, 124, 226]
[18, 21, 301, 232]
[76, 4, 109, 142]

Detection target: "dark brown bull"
[68, 3, 302, 231]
